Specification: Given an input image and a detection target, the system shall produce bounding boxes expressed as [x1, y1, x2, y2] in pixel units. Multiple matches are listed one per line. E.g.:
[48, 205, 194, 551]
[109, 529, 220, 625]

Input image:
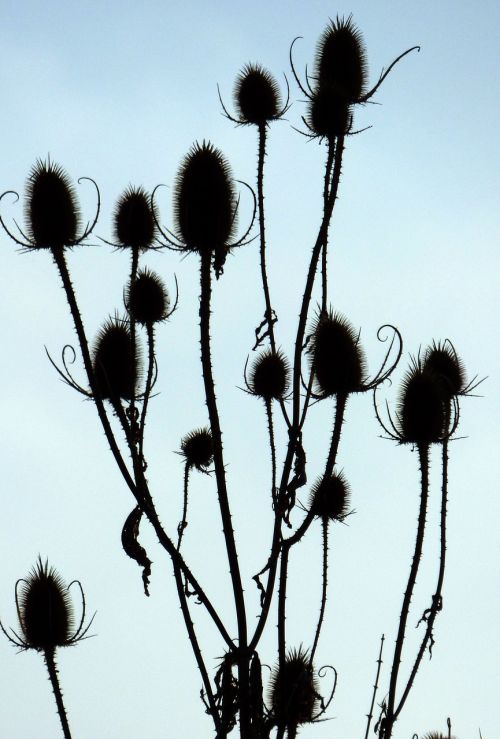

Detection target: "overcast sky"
[0, 1, 498, 737]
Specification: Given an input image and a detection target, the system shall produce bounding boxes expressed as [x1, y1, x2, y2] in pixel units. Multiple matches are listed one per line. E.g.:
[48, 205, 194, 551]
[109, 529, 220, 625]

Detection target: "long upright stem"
[44, 649, 72, 739]
[256, 123, 276, 352]
[382, 443, 430, 739]
[310, 518, 329, 663]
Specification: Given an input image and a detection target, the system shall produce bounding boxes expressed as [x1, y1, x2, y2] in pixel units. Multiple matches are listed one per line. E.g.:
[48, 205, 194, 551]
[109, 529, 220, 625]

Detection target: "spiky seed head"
[234, 64, 281, 125]
[180, 428, 214, 470]
[174, 142, 236, 258]
[113, 186, 157, 250]
[126, 269, 170, 325]
[92, 318, 141, 401]
[422, 733, 456, 739]
[249, 350, 290, 401]
[423, 341, 466, 400]
[25, 159, 80, 249]
[397, 363, 447, 444]
[315, 15, 368, 102]
[309, 471, 351, 522]
[310, 312, 366, 397]
[17, 558, 74, 650]
[269, 647, 318, 730]
[307, 85, 351, 140]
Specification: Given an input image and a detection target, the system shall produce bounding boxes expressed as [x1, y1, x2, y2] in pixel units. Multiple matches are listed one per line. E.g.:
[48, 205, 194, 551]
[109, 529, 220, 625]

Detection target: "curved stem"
[310, 517, 329, 663]
[321, 143, 335, 314]
[324, 394, 347, 480]
[44, 649, 72, 739]
[382, 443, 430, 739]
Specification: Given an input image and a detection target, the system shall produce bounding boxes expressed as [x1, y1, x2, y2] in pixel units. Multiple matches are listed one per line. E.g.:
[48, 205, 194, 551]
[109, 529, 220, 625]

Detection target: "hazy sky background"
[0, 1, 498, 737]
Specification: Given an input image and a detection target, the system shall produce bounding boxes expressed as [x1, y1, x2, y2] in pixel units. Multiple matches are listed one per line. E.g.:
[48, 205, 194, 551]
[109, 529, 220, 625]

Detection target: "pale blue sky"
[0, 1, 498, 737]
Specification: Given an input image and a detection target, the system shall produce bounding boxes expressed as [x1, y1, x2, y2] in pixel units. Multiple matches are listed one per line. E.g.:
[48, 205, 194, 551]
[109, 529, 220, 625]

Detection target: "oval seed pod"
[307, 85, 351, 140]
[397, 364, 447, 444]
[309, 471, 351, 522]
[24, 159, 80, 249]
[126, 269, 170, 326]
[249, 349, 290, 401]
[92, 318, 141, 401]
[17, 558, 74, 650]
[314, 16, 368, 102]
[310, 312, 366, 397]
[180, 427, 214, 471]
[234, 64, 281, 125]
[113, 186, 157, 250]
[269, 647, 318, 730]
[174, 142, 236, 257]
[423, 341, 466, 400]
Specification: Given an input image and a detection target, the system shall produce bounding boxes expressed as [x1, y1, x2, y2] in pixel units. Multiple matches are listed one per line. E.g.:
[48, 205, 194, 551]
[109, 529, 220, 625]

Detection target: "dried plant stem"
[138, 323, 156, 459]
[44, 649, 72, 739]
[365, 634, 385, 739]
[257, 123, 276, 351]
[177, 462, 190, 550]
[321, 142, 335, 313]
[382, 443, 430, 739]
[265, 399, 277, 504]
[310, 518, 329, 663]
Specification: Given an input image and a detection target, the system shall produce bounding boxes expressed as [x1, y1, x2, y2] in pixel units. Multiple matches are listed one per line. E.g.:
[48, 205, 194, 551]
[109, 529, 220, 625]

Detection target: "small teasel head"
[92, 317, 141, 401]
[397, 360, 447, 445]
[180, 427, 214, 471]
[314, 15, 368, 102]
[309, 471, 351, 522]
[310, 311, 366, 397]
[423, 340, 467, 400]
[24, 158, 80, 249]
[234, 63, 282, 125]
[307, 85, 352, 140]
[248, 349, 290, 401]
[126, 268, 170, 326]
[174, 142, 237, 261]
[269, 647, 319, 731]
[113, 186, 157, 250]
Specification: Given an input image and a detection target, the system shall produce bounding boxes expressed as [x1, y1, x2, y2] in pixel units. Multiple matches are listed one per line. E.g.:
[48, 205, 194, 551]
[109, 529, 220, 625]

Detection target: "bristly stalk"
[365, 635, 385, 739]
[321, 142, 336, 314]
[177, 461, 191, 551]
[128, 244, 140, 433]
[265, 398, 277, 507]
[198, 250, 250, 736]
[324, 393, 348, 479]
[382, 443, 430, 739]
[138, 322, 156, 462]
[310, 516, 329, 663]
[256, 122, 276, 351]
[44, 649, 72, 739]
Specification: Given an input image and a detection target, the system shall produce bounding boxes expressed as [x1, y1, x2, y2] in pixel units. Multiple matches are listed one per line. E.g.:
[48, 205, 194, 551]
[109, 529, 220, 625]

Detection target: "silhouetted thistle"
[25, 159, 80, 249]
[248, 349, 290, 401]
[174, 142, 237, 262]
[309, 471, 351, 522]
[397, 363, 447, 445]
[234, 64, 282, 125]
[307, 85, 352, 139]
[126, 268, 170, 326]
[269, 647, 319, 733]
[92, 318, 141, 401]
[423, 340, 467, 400]
[113, 186, 157, 250]
[180, 428, 214, 471]
[310, 311, 366, 397]
[314, 15, 368, 102]
[422, 733, 456, 739]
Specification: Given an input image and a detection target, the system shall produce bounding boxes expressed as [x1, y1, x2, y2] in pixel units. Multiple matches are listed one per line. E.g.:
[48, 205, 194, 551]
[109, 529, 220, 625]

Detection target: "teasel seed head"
[180, 427, 214, 471]
[92, 318, 141, 401]
[113, 186, 157, 250]
[422, 733, 456, 739]
[126, 268, 170, 326]
[423, 340, 466, 400]
[269, 647, 319, 730]
[310, 311, 366, 397]
[174, 142, 236, 259]
[397, 362, 447, 444]
[314, 15, 368, 102]
[309, 471, 351, 522]
[234, 63, 281, 125]
[24, 158, 80, 249]
[249, 349, 290, 401]
[307, 85, 351, 140]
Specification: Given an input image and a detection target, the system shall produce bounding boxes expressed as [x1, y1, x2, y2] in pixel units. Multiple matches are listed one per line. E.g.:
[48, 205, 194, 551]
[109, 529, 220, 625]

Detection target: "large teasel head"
[113, 186, 157, 250]
[0, 557, 93, 652]
[180, 428, 214, 471]
[269, 647, 319, 731]
[174, 142, 237, 267]
[422, 340, 467, 401]
[307, 85, 352, 140]
[24, 159, 80, 249]
[309, 471, 351, 522]
[125, 268, 170, 326]
[92, 317, 141, 401]
[314, 15, 368, 102]
[396, 360, 448, 445]
[248, 349, 290, 402]
[310, 311, 366, 397]
[234, 63, 282, 125]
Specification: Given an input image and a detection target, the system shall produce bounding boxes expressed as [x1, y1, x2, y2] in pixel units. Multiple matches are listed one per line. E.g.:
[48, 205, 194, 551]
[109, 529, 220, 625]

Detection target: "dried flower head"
[314, 15, 368, 102]
[309, 471, 351, 522]
[269, 647, 319, 731]
[248, 349, 290, 401]
[307, 85, 352, 140]
[397, 362, 447, 445]
[24, 159, 80, 249]
[310, 311, 366, 397]
[234, 64, 282, 125]
[126, 269, 170, 326]
[180, 428, 214, 471]
[92, 318, 141, 401]
[113, 186, 157, 250]
[423, 340, 466, 400]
